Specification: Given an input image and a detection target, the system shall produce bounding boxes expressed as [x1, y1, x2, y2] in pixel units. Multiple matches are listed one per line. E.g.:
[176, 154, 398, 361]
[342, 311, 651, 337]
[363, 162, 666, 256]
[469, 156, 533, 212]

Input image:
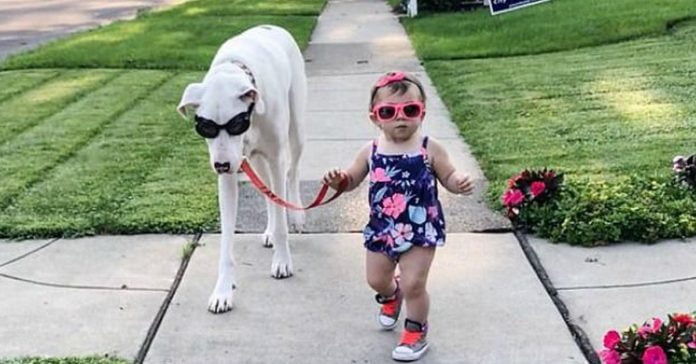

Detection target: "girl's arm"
[322, 142, 371, 191]
[429, 138, 474, 195]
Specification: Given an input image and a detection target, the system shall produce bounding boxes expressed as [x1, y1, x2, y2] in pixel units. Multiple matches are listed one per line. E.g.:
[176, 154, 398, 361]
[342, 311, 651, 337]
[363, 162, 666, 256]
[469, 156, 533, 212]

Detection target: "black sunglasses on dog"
[194, 103, 255, 138]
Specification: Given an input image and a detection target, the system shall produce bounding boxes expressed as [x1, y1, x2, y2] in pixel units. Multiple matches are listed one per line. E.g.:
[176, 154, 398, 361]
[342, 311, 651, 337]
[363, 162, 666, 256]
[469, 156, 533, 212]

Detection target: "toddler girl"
[323, 71, 474, 361]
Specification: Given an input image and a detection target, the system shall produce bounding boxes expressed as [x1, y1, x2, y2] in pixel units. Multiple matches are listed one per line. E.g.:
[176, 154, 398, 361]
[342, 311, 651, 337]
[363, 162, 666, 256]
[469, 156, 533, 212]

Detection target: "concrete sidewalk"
[1, 0, 695, 363]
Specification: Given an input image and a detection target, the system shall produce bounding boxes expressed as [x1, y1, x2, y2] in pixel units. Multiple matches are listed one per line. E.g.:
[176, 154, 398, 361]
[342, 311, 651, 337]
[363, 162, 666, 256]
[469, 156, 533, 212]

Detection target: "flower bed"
[600, 312, 696, 364]
[498, 157, 696, 246]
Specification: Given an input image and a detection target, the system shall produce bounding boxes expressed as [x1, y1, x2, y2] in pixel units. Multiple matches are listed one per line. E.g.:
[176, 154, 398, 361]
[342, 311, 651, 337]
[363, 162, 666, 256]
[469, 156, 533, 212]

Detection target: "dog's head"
[177, 64, 265, 174]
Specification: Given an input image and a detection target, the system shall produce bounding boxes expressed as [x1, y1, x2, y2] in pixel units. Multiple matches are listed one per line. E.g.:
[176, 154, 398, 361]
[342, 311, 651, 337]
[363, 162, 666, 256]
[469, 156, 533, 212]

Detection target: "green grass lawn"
[402, 0, 696, 60]
[0, 0, 322, 70]
[428, 25, 696, 187]
[0, 70, 218, 238]
[164, 0, 327, 16]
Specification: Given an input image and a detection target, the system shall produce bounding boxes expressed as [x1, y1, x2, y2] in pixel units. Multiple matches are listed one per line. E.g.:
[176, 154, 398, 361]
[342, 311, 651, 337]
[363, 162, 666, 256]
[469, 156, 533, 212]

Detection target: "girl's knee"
[400, 276, 427, 298]
[366, 274, 394, 293]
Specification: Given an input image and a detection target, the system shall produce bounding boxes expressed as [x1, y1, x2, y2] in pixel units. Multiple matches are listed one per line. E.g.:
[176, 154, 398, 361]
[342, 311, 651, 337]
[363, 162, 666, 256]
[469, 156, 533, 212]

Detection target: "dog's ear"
[177, 83, 205, 119]
[242, 88, 265, 115]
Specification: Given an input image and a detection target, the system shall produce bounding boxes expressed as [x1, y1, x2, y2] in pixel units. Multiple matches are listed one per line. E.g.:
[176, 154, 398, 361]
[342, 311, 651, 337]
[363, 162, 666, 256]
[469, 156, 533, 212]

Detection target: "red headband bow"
[374, 71, 407, 88]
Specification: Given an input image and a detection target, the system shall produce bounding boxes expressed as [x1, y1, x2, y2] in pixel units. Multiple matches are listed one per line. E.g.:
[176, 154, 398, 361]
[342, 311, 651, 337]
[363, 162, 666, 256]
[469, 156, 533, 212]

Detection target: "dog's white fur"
[177, 25, 306, 313]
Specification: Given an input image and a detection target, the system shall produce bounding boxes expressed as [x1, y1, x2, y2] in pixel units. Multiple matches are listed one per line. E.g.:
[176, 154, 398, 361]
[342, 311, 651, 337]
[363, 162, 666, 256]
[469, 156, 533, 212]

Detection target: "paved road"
[0, 0, 184, 60]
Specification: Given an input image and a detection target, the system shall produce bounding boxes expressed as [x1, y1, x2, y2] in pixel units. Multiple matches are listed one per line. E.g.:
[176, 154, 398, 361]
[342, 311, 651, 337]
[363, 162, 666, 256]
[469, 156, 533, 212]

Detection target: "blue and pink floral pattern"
[363, 137, 445, 260]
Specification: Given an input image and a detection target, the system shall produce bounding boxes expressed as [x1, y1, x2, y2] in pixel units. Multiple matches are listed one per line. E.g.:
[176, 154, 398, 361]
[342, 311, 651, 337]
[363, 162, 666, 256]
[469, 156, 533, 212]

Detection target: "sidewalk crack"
[134, 232, 201, 364]
[557, 275, 696, 291]
[514, 230, 600, 364]
[0, 238, 58, 268]
[0, 272, 169, 292]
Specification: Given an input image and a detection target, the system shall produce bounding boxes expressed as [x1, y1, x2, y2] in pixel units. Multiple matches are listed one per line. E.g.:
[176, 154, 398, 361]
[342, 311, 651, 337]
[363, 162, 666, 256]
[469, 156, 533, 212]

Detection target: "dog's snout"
[214, 162, 231, 174]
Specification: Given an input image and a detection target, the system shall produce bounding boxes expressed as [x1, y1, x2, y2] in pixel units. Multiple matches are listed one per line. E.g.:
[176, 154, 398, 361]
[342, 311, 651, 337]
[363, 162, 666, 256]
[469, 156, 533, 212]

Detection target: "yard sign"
[489, 0, 550, 15]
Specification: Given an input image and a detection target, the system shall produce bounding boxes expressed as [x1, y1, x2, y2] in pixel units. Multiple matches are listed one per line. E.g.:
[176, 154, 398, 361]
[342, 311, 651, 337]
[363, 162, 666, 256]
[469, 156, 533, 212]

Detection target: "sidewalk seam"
[513, 230, 600, 364]
[134, 232, 201, 364]
[0, 272, 168, 292]
[0, 238, 58, 268]
[557, 275, 696, 291]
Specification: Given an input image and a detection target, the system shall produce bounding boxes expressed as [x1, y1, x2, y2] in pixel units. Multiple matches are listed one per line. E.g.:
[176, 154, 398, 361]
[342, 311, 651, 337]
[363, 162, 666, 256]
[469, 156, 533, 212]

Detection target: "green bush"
[400, 0, 462, 13]
[412, 0, 462, 12]
[507, 175, 696, 246]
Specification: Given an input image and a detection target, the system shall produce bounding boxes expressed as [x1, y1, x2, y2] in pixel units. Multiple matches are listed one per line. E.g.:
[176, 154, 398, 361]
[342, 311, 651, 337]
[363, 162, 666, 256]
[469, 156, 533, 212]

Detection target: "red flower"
[673, 313, 695, 327]
[599, 349, 620, 364]
[530, 181, 546, 198]
[502, 188, 525, 207]
[642, 345, 667, 364]
[603, 330, 621, 349]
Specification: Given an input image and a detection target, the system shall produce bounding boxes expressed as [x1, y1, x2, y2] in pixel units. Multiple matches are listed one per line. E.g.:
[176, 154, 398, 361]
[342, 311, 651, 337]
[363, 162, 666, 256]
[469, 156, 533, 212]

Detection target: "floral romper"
[363, 136, 446, 261]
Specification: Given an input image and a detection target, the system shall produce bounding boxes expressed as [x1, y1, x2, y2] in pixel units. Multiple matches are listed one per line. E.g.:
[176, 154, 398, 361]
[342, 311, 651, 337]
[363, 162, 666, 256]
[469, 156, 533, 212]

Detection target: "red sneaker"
[392, 319, 429, 362]
[375, 282, 402, 330]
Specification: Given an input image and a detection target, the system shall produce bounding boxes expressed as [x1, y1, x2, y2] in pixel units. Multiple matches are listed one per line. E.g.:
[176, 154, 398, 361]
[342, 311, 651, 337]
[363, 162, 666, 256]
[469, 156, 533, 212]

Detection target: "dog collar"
[231, 61, 256, 87]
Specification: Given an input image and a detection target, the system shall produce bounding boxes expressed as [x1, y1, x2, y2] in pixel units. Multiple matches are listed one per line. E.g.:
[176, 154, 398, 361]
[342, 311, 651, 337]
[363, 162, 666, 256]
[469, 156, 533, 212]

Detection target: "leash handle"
[240, 158, 348, 211]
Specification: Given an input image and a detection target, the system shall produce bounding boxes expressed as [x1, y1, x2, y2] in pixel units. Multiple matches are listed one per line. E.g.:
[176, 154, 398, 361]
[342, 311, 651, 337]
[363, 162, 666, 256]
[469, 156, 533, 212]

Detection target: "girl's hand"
[322, 168, 347, 190]
[453, 173, 474, 195]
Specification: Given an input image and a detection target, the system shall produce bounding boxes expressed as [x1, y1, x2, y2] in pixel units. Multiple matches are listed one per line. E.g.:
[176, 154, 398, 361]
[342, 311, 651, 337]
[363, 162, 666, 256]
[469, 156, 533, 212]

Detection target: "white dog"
[177, 25, 306, 313]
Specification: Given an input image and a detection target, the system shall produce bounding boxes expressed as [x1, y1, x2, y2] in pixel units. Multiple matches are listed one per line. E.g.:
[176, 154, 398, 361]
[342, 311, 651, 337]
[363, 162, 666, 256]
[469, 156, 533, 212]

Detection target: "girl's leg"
[397, 246, 436, 324]
[365, 250, 398, 297]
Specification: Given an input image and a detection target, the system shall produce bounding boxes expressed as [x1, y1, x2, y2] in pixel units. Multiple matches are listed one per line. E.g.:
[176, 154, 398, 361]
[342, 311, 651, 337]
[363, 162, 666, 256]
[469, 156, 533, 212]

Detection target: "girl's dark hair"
[369, 72, 426, 109]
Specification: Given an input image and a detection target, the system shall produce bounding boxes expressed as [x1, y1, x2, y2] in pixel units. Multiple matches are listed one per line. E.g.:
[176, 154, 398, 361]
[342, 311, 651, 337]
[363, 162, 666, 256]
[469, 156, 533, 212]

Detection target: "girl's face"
[370, 85, 425, 142]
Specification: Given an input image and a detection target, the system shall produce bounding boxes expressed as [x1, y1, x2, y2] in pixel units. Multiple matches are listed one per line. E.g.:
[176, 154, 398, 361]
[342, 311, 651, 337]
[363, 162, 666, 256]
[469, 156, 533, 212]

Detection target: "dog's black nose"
[214, 162, 231, 174]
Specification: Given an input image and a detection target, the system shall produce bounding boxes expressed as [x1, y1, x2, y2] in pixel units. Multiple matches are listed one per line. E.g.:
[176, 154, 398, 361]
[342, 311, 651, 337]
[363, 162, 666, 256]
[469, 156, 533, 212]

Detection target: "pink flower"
[673, 313, 695, 327]
[599, 349, 620, 364]
[651, 318, 663, 332]
[382, 193, 406, 218]
[638, 318, 663, 338]
[603, 330, 621, 349]
[371, 167, 391, 182]
[688, 342, 696, 349]
[530, 181, 546, 197]
[427, 206, 439, 219]
[390, 223, 414, 245]
[502, 188, 525, 207]
[642, 345, 667, 364]
[376, 234, 395, 247]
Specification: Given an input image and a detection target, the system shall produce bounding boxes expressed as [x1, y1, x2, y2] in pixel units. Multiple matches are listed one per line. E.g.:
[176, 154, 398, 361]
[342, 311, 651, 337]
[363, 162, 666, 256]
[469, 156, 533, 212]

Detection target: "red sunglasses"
[371, 101, 425, 123]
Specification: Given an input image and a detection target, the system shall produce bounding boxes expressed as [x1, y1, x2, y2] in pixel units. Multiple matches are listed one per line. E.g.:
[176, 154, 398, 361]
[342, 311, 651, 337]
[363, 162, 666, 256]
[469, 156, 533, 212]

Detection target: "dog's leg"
[288, 139, 305, 233]
[266, 154, 294, 278]
[286, 129, 304, 233]
[250, 153, 275, 248]
[208, 173, 238, 313]
[286, 72, 306, 233]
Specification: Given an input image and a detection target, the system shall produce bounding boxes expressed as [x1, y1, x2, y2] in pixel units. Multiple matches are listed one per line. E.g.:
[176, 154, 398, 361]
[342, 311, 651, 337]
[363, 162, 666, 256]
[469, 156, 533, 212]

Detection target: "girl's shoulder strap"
[420, 136, 429, 159]
[371, 139, 378, 156]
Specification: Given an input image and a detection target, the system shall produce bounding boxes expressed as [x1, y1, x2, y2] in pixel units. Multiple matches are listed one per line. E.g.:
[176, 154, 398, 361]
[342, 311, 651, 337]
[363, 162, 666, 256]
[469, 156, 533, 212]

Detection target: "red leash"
[240, 158, 348, 210]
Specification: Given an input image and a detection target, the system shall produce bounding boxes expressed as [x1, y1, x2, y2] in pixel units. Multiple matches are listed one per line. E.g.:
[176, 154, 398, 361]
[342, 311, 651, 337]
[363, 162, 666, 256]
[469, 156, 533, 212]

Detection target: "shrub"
[401, 0, 463, 12]
[501, 175, 696, 246]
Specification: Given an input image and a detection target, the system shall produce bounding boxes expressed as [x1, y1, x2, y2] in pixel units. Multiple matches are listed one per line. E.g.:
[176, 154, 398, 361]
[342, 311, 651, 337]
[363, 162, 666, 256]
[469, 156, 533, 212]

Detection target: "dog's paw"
[261, 231, 273, 248]
[271, 252, 293, 279]
[208, 287, 235, 314]
[288, 210, 305, 233]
